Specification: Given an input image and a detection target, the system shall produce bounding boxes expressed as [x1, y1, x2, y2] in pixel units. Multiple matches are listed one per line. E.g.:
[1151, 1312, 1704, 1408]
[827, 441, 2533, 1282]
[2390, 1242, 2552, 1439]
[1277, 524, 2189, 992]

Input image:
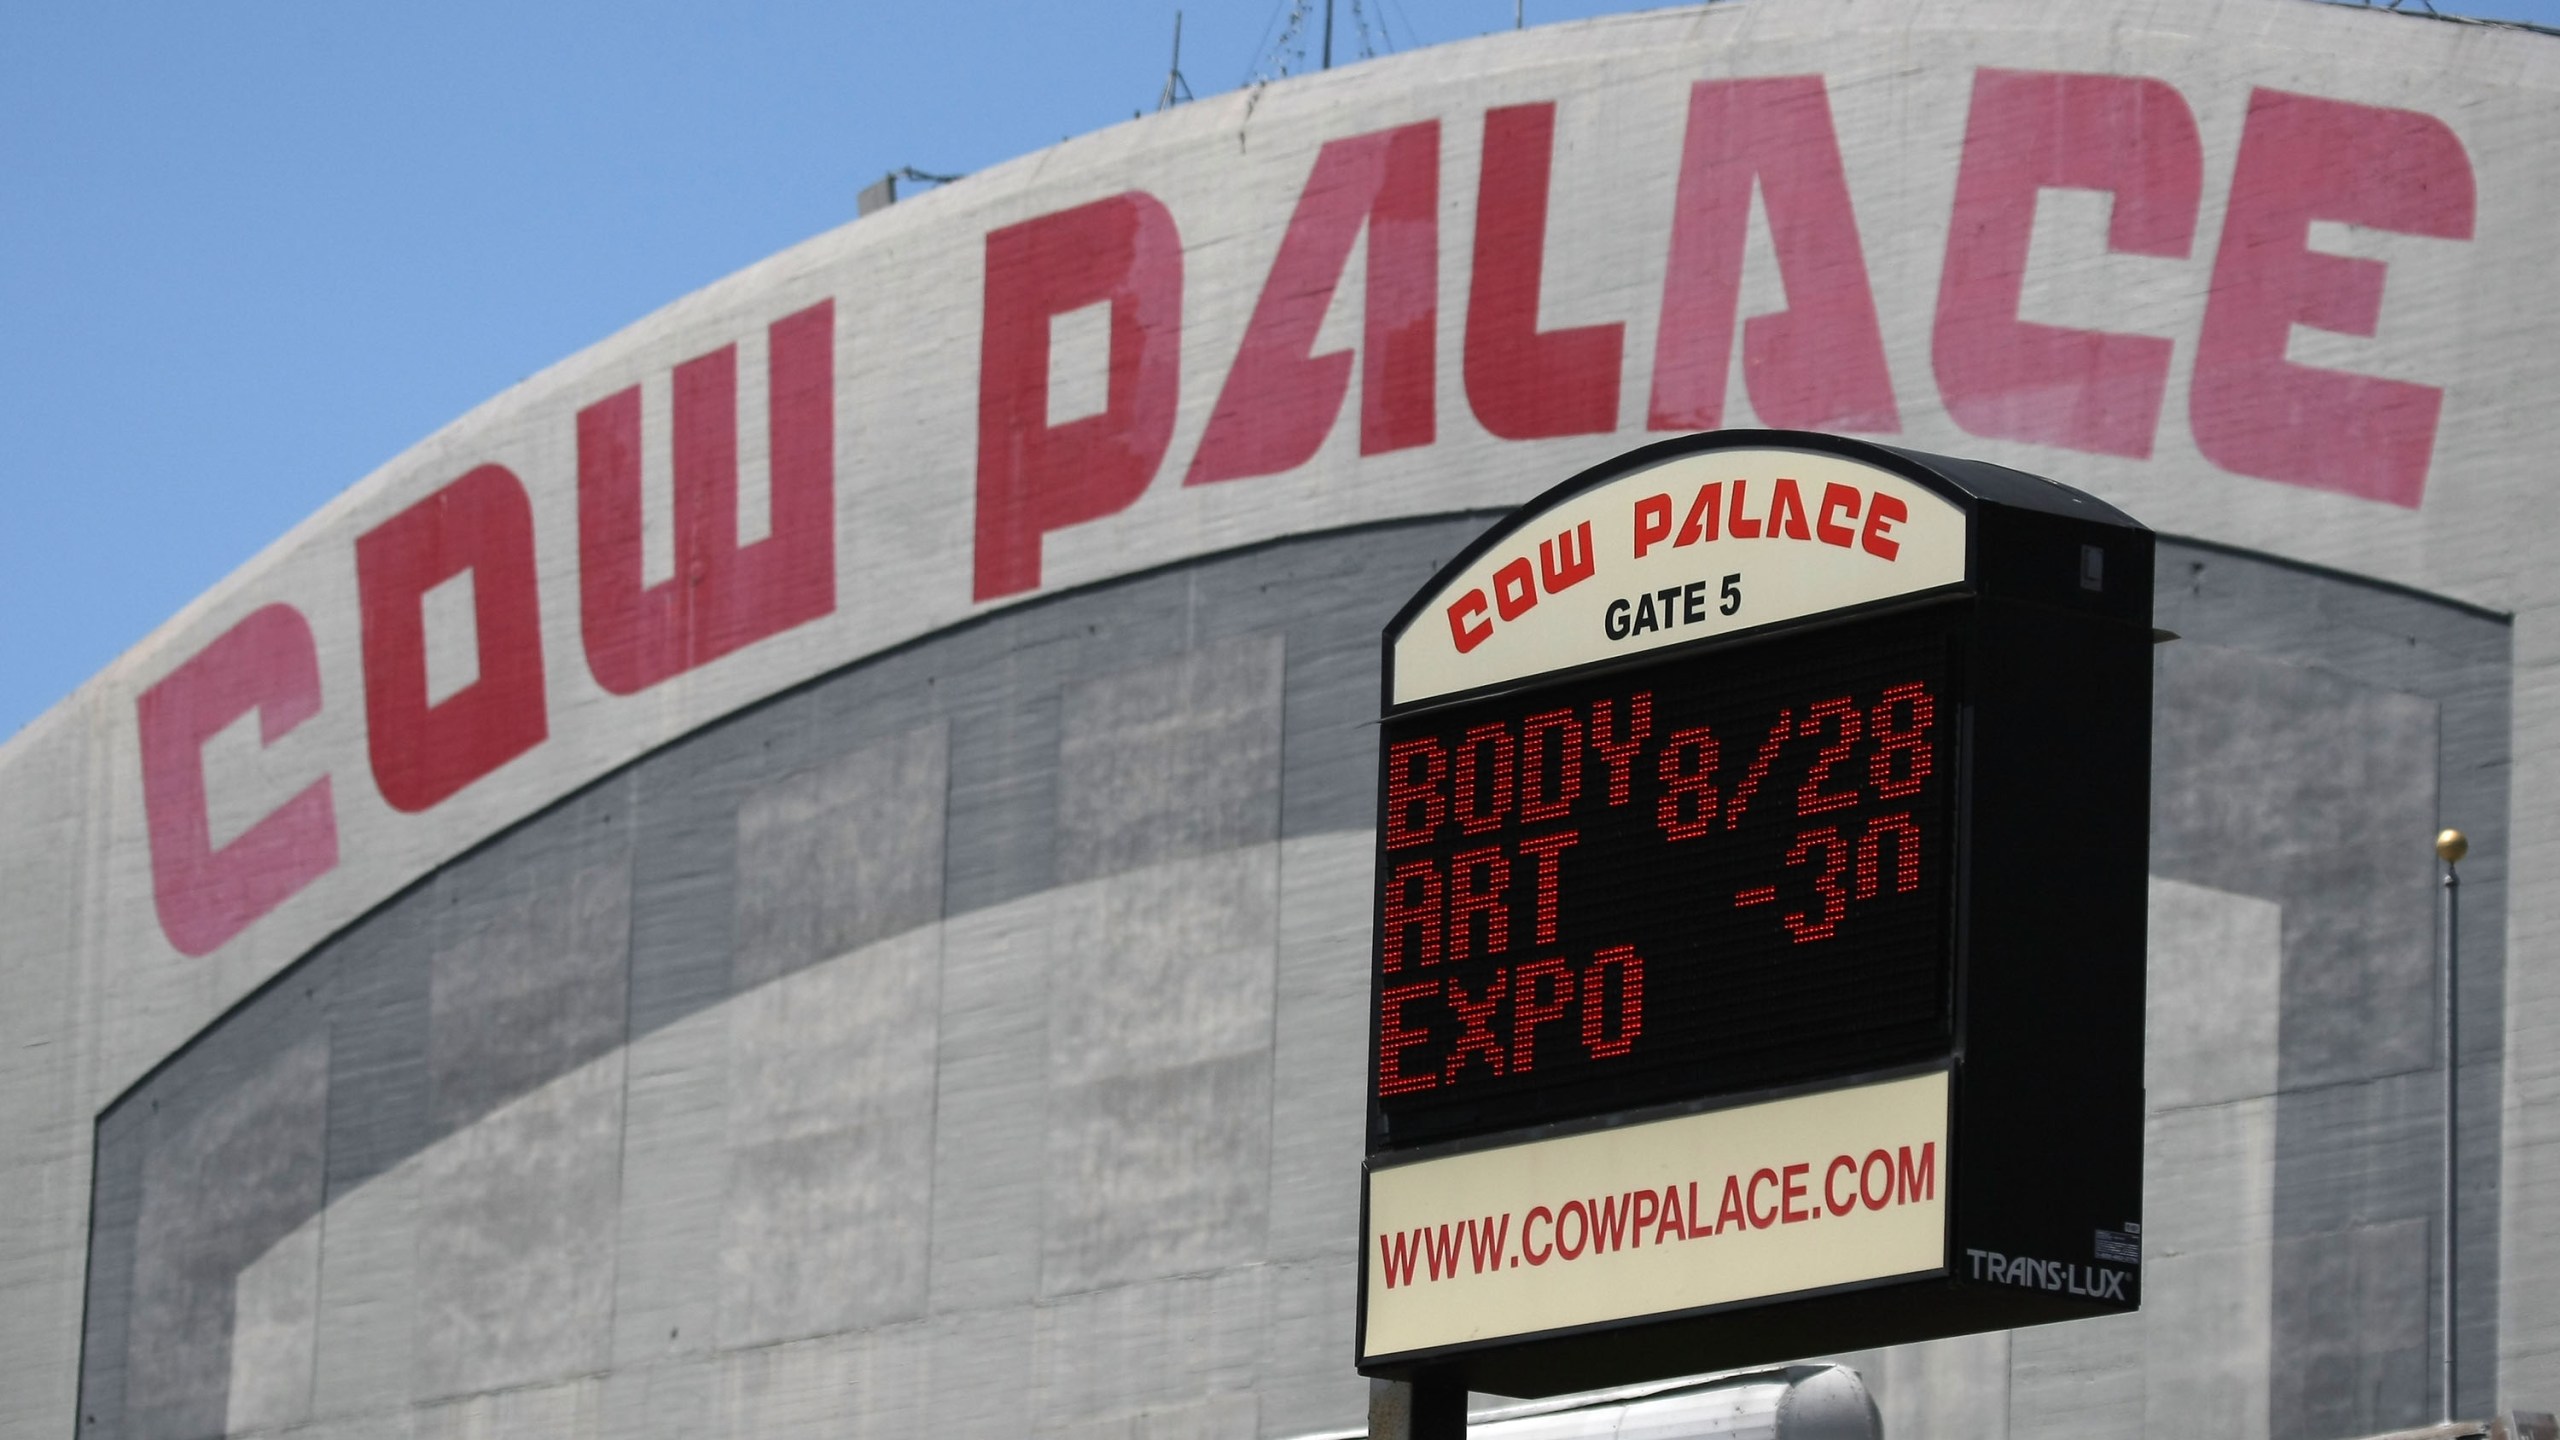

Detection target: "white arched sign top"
[1389, 445, 1969, 707]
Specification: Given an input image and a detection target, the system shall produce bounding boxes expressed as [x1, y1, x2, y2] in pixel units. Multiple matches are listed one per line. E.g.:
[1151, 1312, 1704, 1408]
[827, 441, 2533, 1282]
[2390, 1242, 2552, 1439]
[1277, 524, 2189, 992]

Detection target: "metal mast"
[1156, 10, 1194, 110]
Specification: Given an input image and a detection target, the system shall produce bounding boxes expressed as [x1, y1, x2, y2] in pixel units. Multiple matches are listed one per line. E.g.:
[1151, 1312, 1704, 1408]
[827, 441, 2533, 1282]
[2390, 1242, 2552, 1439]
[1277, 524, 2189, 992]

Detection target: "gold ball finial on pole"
[2437, 828, 2469, 865]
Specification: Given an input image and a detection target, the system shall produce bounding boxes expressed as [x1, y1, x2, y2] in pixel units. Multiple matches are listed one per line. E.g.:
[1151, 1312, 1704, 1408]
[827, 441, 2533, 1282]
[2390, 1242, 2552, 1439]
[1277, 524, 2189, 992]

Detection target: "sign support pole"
[1371, 1378, 1466, 1440]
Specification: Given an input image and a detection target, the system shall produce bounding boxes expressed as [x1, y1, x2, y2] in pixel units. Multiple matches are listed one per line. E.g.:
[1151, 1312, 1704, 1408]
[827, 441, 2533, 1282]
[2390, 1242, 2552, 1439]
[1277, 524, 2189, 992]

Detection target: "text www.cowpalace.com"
[1377, 1142, 1935, 1288]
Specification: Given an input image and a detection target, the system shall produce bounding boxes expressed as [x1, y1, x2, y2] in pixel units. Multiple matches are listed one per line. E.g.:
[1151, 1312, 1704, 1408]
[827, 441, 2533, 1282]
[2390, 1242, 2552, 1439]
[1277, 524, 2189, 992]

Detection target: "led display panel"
[1372, 604, 1961, 1151]
[1359, 431, 2155, 1397]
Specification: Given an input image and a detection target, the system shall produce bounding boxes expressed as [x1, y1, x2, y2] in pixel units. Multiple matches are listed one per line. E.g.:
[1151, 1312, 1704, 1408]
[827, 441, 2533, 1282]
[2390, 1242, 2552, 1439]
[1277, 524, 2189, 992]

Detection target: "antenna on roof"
[856, 166, 964, 218]
[1250, 0, 1322, 84]
[1157, 11, 1195, 110]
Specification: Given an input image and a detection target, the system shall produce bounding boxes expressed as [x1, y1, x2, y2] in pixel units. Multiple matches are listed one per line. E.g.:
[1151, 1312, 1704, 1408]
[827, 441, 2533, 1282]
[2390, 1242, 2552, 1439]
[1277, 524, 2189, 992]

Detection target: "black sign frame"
[1358, 430, 2154, 1396]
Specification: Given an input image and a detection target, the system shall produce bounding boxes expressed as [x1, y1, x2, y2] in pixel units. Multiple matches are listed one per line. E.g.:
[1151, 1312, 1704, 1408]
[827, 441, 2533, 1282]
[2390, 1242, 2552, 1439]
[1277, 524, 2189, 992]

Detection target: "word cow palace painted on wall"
[97, 3, 2482, 1082]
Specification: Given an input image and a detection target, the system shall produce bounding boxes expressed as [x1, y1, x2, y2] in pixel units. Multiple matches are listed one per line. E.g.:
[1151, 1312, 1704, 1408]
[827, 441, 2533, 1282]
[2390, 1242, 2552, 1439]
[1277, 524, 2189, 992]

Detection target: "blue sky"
[4, 0, 2554, 741]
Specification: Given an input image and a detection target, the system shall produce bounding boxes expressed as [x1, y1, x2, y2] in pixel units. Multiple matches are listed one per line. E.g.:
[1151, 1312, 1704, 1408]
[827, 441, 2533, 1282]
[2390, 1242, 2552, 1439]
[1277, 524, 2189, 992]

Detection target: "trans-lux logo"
[1964, 1248, 2132, 1300]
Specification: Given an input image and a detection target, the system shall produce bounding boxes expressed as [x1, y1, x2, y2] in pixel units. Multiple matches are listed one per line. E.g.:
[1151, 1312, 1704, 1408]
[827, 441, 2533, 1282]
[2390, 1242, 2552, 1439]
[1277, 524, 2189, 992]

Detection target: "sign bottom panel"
[1362, 1070, 1949, 1361]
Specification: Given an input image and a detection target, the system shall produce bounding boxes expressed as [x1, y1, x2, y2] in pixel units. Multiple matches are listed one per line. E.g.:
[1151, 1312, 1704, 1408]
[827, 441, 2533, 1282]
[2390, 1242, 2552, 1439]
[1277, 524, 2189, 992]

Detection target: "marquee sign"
[1358, 431, 2154, 1396]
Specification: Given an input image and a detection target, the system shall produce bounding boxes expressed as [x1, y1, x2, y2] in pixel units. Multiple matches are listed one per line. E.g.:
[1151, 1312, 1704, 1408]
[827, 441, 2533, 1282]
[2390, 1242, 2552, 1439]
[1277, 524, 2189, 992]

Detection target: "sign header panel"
[1390, 449, 1968, 707]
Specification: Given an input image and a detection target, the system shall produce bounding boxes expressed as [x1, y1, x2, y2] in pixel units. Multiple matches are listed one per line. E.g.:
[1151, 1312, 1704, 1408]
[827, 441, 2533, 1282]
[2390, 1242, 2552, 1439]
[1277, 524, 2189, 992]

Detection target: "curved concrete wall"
[69, 530, 2515, 1440]
[5, 0, 2557, 1434]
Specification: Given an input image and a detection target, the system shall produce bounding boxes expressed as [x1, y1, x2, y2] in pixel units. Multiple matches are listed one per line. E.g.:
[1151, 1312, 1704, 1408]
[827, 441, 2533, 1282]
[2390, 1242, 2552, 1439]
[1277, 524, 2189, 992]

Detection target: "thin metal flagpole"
[2437, 825, 2468, 1423]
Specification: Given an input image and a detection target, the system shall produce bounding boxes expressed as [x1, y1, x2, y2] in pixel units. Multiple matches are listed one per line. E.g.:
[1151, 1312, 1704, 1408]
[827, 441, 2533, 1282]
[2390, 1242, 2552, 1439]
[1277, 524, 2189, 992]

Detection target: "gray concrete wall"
[73, 519, 1488, 1440]
[69, 525, 2508, 1440]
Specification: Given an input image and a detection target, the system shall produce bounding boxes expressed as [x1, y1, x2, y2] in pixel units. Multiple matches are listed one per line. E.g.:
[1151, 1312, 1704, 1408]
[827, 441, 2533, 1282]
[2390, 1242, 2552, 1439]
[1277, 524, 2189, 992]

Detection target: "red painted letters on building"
[1650, 77, 1898, 434]
[1934, 70, 2202, 459]
[356, 464, 548, 813]
[138, 605, 339, 956]
[1188, 121, 1438, 485]
[1466, 104, 1624, 440]
[2192, 88, 2475, 507]
[577, 299, 837, 695]
[975, 194, 1184, 599]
